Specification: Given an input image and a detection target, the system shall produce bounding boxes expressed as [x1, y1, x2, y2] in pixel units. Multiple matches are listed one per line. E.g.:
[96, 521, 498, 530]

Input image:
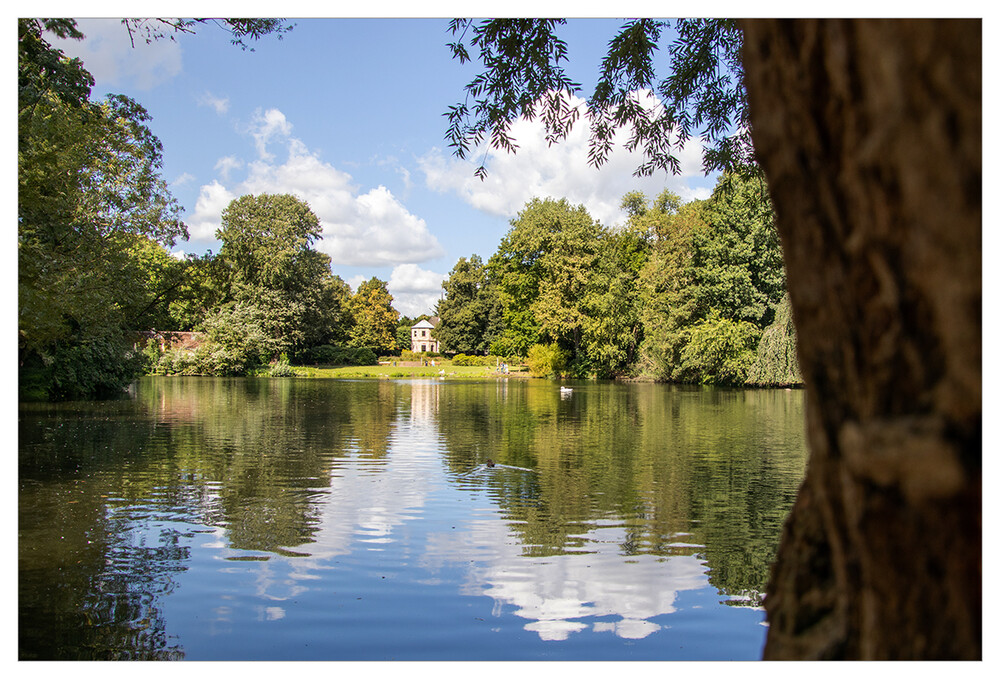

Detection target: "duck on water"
[459, 459, 535, 476]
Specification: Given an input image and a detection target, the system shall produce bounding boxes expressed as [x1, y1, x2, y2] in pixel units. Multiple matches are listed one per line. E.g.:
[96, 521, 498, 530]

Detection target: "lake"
[18, 376, 807, 661]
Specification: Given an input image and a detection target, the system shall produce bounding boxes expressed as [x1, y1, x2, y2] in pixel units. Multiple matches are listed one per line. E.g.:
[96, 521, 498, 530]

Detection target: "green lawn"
[290, 364, 529, 379]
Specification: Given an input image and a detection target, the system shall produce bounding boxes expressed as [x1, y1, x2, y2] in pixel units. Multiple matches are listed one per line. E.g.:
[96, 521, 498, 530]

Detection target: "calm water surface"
[19, 377, 807, 660]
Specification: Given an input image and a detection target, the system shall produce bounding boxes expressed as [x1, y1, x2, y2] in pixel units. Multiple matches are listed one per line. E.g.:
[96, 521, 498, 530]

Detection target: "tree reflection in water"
[19, 377, 806, 659]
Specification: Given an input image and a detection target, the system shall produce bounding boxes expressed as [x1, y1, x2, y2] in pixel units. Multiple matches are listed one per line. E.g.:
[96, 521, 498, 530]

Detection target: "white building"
[410, 317, 440, 353]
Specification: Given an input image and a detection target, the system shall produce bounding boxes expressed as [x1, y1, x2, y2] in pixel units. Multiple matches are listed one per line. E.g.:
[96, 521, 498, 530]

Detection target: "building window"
[421, 344, 427, 352]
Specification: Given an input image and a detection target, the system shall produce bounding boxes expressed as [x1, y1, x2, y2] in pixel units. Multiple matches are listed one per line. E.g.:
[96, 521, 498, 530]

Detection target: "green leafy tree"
[581, 222, 649, 377]
[488, 198, 601, 362]
[211, 193, 344, 363]
[18, 18, 294, 398]
[320, 274, 355, 347]
[348, 278, 399, 355]
[19, 19, 187, 399]
[694, 173, 785, 328]
[635, 195, 707, 379]
[436, 255, 502, 355]
[632, 177, 784, 384]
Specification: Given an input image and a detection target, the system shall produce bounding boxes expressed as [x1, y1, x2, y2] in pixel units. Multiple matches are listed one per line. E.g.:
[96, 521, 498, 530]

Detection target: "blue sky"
[50, 15, 725, 317]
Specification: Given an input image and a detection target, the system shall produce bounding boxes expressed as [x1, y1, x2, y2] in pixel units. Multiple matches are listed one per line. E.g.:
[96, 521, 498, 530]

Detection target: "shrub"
[267, 356, 297, 377]
[526, 343, 569, 378]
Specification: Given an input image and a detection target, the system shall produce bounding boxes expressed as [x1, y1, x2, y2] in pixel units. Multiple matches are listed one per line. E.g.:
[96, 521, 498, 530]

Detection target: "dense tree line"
[435, 174, 799, 386]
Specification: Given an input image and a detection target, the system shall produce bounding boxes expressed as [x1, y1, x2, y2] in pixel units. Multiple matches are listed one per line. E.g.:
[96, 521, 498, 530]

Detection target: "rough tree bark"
[739, 19, 981, 659]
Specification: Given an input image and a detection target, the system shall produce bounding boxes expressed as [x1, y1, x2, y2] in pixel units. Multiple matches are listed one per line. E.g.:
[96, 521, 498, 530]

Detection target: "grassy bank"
[291, 363, 530, 379]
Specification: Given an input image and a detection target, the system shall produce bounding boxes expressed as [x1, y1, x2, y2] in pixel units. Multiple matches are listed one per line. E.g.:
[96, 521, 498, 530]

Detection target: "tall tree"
[581, 208, 650, 377]
[448, 17, 981, 658]
[18, 17, 293, 397]
[488, 198, 601, 362]
[635, 196, 706, 379]
[436, 255, 502, 355]
[348, 278, 399, 356]
[212, 193, 344, 360]
[695, 173, 784, 329]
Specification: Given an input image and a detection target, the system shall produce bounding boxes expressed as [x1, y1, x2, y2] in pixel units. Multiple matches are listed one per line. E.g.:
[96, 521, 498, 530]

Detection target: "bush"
[526, 343, 569, 378]
[266, 356, 297, 377]
[20, 336, 143, 401]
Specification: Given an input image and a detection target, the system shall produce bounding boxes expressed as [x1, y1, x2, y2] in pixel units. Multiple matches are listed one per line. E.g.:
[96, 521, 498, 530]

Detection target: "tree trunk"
[739, 19, 981, 659]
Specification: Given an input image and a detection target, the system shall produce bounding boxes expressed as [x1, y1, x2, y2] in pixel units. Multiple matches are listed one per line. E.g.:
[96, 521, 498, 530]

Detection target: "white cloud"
[419, 91, 714, 229]
[198, 91, 230, 115]
[388, 264, 446, 317]
[186, 115, 445, 268]
[214, 156, 243, 181]
[51, 18, 182, 91]
[186, 181, 236, 241]
[246, 108, 293, 161]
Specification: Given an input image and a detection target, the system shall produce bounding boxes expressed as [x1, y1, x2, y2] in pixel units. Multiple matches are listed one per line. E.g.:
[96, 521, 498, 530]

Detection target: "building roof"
[412, 319, 435, 329]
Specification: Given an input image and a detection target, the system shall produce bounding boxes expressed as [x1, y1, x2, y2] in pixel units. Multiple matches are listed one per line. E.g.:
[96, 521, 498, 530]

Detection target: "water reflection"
[423, 513, 708, 641]
[19, 377, 806, 660]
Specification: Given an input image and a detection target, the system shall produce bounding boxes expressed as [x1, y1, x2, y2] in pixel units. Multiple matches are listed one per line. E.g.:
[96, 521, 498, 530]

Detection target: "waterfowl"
[486, 458, 495, 468]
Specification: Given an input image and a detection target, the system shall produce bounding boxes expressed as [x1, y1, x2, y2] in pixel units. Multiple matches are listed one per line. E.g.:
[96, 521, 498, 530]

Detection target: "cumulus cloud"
[419, 91, 714, 229]
[185, 110, 445, 268]
[388, 264, 446, 317]
[51, 18, 182, 91]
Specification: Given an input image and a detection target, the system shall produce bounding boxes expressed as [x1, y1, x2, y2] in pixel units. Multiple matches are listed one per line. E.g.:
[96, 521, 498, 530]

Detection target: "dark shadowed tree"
[447, 17, 980, 659]
[18, 19, 187, 399]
